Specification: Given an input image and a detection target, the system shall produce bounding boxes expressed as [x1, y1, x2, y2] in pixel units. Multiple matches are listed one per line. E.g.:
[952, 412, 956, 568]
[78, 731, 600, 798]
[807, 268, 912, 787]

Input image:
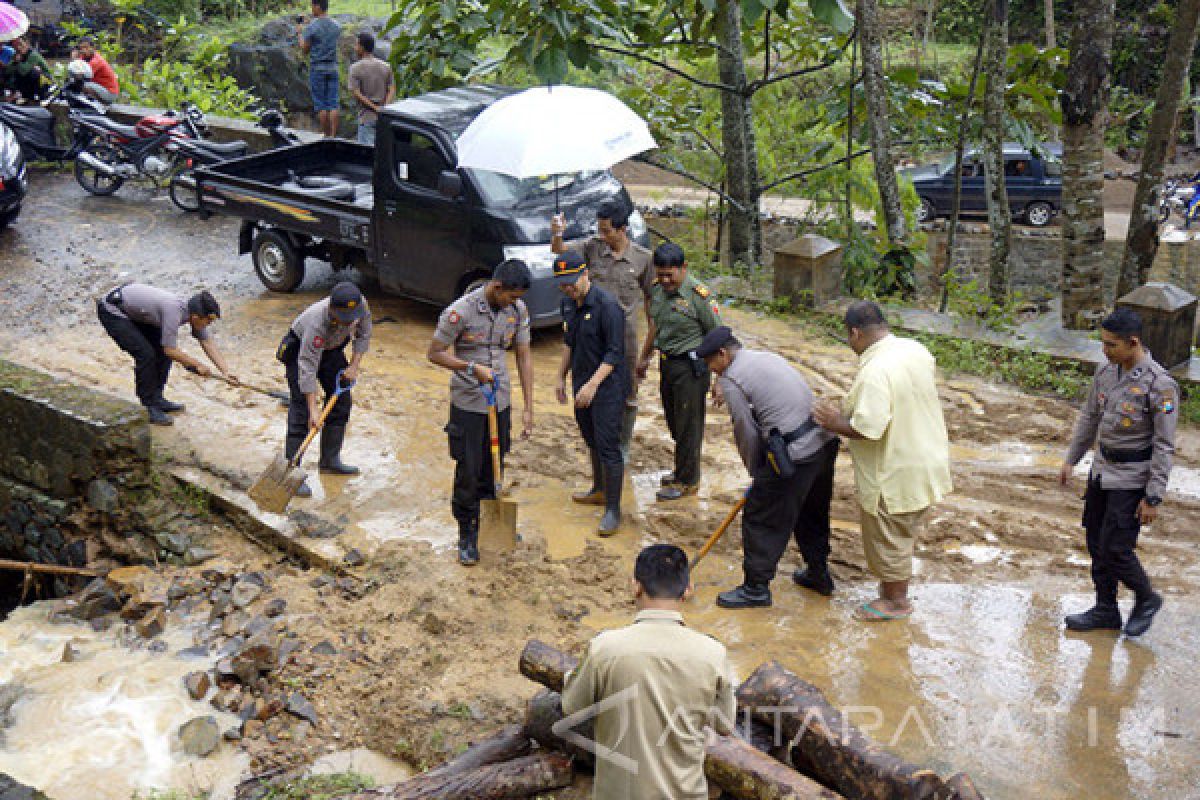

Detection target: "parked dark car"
[194, 86, 649, 327]
[0, 121, 28, 231]
[905, 144, 1062, 227]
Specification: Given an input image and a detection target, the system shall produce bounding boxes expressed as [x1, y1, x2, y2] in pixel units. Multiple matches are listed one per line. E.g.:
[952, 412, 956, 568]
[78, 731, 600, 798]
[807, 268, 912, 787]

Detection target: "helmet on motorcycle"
[0, 46, 14, 67]
[259, 109, 285, 129]
[67, 59, 94, 82]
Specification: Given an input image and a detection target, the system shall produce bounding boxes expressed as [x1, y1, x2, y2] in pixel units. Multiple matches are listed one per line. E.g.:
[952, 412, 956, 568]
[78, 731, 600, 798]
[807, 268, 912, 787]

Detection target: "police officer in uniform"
[277, 281, 372, 498]
[427, 260, 535, 566]
[551, 199, 653, 461]
[97, 283, 237, 426]
[1059, 307, 1177, 637]
[554, 250, 629, 534]
[696, 327, 841, 608]
[636, 242, 723, 501]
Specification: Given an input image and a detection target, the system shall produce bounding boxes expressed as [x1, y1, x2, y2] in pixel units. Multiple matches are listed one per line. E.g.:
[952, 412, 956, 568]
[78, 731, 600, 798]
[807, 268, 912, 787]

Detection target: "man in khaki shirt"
[814, 301, 951, 620]
[561, 544, 737, 800]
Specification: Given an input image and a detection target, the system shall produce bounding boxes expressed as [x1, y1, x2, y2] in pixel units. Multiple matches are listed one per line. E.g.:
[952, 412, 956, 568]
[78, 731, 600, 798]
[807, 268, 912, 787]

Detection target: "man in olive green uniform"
[551, 199, 653, 460]
[637, 242, 723, 501]
[562, 544, 737, 800]
[1059, 307, 1177, 637]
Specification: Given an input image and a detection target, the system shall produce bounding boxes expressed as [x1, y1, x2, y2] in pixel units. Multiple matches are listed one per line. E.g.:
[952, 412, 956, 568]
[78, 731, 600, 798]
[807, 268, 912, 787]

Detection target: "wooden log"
[422, 725, 532, 777]
[0, 558, 99, 577]
[941, 772, 986, 800]
[341, 751, 573, 800]
[518, 639, 575, 692]
[523, 689, 594, 767]
[706, 733, 845, 800]
[736, 661, 945, 800]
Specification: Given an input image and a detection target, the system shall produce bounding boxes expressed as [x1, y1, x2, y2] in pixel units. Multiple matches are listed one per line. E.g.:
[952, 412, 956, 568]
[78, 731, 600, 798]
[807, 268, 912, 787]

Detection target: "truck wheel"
[253, 230, 305, 292]
[917, 197, 936, 224]
[0, 206, 18, 231]
[1023, 201, 1054, 227]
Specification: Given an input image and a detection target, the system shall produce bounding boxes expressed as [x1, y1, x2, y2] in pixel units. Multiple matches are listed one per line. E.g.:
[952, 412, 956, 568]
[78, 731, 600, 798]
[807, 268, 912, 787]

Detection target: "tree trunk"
[1043, 0, 1056, 48]
[1117, 0, 1200, 296]
[1060, 0, 1116, 328]
[342, 752, 573, 800]
[981, 0, 1012, 304]
[525, 690, 847, 800]
[945, 772, 987, 799]
[939, 10, 987, 313]
[857, 0, 908, 246]
[422, 725, 532, 776]
[715, 0, 760, 269]
[735, 662, 946, 800]
[518, 639, 575, 692]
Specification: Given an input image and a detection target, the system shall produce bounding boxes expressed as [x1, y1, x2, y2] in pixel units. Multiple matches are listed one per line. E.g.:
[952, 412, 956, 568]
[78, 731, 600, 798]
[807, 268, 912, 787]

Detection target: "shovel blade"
[248, 454, 307, 514]
[479, 497, 518, 553]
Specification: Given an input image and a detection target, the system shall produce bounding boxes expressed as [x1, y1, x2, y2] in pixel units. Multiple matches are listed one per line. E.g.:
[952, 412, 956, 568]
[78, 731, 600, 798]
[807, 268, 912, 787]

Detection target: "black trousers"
[1082, 478, 1154, 603]
[283, 344, 351, 459]
[742, 439, 840, 585]
[575, 393, 624, 467]
[97, 303, 171, 408]
[446, 404, 512, 525]
[661, 355, 710, 486]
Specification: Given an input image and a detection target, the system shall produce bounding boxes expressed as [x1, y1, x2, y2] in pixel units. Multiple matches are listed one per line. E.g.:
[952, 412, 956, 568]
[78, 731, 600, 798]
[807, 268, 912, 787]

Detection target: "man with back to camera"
[561, 543, 737, 800]
[1059, 307, 1177, 637]
[347, 31, 394, 145]
[427, 259, 535, 566]
[96, 283, 238, 426]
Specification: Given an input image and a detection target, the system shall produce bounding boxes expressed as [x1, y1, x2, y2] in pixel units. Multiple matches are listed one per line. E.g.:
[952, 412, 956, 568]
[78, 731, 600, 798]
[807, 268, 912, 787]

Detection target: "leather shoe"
[294, 480, 312, 499]
[716, 583, 772, 609]
[792, 566, 835, 596]
[155, 398, 186, 413]
[1064, 603, 1122, 632]
[1123, 592, 1162, 637]
[571, 488, 605, 505]
[655, 484, 698, 501]
[659, 472, 678, 487]
[319, 458, 360, 475]
[147, 407, 174, 426]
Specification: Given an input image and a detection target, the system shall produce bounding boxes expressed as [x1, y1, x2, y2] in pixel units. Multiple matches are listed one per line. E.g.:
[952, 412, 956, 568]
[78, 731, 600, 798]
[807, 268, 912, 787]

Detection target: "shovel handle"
[485, 381, 503, 496]
[690, 495, 748, 572]
[213, 373, 283, 399]
[290, 369, 352, 467]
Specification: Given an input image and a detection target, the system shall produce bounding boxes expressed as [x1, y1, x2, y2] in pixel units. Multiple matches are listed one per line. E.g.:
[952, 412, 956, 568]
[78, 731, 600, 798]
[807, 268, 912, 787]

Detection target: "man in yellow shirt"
[561, 544, 737, 799]
[814, 301, 951, 620]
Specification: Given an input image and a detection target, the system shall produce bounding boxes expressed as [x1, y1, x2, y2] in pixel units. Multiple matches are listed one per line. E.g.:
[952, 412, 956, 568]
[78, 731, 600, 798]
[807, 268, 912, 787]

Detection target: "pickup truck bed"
[197, 140, 376, 250]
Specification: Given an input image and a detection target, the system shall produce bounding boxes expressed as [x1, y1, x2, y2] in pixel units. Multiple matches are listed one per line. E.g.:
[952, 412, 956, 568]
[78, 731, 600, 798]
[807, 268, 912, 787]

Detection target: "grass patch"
[254, 772, 373, 800]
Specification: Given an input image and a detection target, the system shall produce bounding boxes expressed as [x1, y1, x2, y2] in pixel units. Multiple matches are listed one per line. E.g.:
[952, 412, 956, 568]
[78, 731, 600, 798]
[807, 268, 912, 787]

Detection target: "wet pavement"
[2, 169, 1200, 799]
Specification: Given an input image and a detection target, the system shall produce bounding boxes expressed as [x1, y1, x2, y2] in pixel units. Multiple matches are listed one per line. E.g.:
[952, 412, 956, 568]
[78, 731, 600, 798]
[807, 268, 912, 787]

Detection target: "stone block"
[772, 235, 843, 308]
[1116, 282, 1198, 369]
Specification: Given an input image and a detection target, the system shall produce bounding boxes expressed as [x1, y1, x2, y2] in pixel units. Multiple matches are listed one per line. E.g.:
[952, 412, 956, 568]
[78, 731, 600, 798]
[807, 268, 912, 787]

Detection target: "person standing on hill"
[298, 0, 342, 137]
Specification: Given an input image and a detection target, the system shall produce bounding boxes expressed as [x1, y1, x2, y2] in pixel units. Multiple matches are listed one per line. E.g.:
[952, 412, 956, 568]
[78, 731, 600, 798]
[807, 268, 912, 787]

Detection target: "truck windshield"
[467, 169, 606, 208]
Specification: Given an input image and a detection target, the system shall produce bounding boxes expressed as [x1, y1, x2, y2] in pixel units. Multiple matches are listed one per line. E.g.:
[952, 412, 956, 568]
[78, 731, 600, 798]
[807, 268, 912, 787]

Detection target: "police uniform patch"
[1120, 417, 1134, 428]
[1129, 386, 1144, 396]
[585, 313, 592, 320]
[312, 335, 325, 349]
[448, 311, 460, 325]
[1160, 390, 1177, 414]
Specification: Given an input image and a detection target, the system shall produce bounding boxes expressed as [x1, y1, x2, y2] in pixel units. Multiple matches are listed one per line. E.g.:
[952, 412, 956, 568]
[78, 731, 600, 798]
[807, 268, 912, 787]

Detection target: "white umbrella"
[456, 85, 656, 180]
[0, 2, 29, 42]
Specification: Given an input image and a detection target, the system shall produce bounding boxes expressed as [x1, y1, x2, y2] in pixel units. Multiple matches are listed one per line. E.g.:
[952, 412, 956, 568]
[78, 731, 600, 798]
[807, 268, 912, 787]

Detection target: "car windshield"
[466, 169, 607, 209]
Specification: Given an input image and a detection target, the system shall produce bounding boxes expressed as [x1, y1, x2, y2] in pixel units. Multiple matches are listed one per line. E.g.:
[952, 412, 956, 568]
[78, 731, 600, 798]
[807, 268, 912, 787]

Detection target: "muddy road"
[2, 169, 1200, 799]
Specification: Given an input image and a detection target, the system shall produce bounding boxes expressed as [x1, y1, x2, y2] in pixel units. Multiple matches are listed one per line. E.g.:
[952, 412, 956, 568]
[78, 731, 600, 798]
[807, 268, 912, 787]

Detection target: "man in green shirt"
[637, 243, 723, 501]
[5, 38, 51, 103]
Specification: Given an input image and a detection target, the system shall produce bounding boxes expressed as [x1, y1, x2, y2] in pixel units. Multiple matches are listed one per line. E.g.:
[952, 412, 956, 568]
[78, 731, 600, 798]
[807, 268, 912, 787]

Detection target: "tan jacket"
[561, 610, 737, 800]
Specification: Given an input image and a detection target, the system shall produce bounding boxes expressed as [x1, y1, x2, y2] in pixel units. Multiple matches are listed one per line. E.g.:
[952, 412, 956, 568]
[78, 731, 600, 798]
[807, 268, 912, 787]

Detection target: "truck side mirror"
[437, 170, 462, 199]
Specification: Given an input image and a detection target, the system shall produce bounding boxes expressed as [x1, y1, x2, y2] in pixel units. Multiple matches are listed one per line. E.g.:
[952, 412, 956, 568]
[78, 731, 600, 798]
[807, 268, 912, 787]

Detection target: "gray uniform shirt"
[100, 283, 210, 349]
[1064, 354, 1178, 499]
[290, 297, 372, 395]
[433, 286, 531, 413]
[719, 349, 836, 475]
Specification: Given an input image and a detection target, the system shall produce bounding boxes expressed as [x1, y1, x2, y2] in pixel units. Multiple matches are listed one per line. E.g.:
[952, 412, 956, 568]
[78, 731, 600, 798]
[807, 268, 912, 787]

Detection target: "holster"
[765, 428, 796, 478]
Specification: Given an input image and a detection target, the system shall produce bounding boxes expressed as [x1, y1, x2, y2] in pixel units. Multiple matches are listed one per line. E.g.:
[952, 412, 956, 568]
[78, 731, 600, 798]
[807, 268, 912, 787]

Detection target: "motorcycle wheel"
[74, 143, 125, 196]
[169, 169, 201, 213]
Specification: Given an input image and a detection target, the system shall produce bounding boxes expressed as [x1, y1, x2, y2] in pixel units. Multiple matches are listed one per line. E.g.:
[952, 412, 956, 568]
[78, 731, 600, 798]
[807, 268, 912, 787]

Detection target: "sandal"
[858, 602, 912, 621]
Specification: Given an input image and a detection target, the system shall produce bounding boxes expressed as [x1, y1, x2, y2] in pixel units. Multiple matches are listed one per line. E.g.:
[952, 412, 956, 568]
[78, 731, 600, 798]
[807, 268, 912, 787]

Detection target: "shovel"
[689, 494, 748, 572]
[478, 380, 518, 552]
[247, 369, 355, 514]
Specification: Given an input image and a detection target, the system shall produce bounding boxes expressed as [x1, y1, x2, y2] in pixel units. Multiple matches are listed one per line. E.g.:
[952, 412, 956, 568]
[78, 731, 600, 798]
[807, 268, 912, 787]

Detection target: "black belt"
[661, 352, 694, 360]
[1100, 445, 1153, 463]
[781, 418, 817, 443]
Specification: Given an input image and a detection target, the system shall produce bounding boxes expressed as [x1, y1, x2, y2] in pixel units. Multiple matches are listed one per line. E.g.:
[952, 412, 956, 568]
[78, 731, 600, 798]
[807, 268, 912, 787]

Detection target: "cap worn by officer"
[694, 325, 735, 359]
[552, 251, 588, 286]
[329, 281, 367, 322]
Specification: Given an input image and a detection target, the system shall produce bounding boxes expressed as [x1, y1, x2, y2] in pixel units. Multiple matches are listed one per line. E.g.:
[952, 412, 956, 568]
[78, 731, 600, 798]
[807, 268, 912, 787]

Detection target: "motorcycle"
[72, 102, 210, 196]
[168, 108, 301, 212]
[0, 78, 107, 163]
[1159, 174, 1200, 227]
[0, 120, 28, 231]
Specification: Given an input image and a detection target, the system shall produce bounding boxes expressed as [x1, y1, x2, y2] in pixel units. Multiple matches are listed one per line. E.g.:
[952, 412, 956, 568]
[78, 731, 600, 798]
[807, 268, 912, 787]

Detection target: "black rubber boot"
[155, 398, 186, 413]
[1064, 603, 1123, 632]
[572, 449, 605, 505]
[147, 406, 173, 426]
[598, 462, 624, 535]
[1123, 592, 1163, 637]
[792, 565, 835, 597]
[319, 425, 360, 475]
[717, 582, 773, 609]
[458, 519, 479, 566]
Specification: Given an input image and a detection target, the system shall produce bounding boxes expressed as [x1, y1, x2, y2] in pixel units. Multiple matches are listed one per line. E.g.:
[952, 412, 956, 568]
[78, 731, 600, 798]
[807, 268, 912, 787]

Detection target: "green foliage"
[254, 773, 373, 800]
[131, 790, 208, 800]
[913, 331, 1092, 398]
[941, 271, 1024, 331]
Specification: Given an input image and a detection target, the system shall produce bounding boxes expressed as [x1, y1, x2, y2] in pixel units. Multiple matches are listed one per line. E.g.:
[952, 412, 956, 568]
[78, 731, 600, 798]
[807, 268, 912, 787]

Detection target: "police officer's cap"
[329, 281, 367, 322]
[694, 326, 735, 359]
[552, 250, 588, 286]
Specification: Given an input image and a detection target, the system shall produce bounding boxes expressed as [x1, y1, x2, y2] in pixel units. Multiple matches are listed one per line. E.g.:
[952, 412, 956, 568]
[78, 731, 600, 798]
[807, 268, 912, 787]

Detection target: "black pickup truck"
[194, 86, 647, 326]
[905, 143, 1063, 227]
